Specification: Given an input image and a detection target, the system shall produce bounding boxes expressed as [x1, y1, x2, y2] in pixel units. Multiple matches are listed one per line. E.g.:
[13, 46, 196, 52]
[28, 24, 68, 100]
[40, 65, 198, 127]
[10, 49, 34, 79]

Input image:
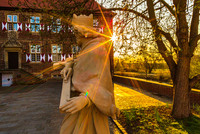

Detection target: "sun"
[111, 35, 117, 41]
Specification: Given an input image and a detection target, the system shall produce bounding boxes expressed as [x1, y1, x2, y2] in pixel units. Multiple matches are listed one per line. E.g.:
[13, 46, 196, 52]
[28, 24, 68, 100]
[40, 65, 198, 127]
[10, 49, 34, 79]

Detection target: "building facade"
[0, 0, 114, 86]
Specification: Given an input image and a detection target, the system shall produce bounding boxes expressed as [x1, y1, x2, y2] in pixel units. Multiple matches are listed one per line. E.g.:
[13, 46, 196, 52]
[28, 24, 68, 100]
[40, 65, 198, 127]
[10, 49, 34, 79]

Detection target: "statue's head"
[72, 14, 99, 41]
[72, 14, 93, 28]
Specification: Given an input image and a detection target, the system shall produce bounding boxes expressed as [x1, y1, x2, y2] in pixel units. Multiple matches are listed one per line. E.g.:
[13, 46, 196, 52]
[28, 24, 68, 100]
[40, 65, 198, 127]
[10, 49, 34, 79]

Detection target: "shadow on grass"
[117, 106, 200, 133]
[177, 115, 200, 134]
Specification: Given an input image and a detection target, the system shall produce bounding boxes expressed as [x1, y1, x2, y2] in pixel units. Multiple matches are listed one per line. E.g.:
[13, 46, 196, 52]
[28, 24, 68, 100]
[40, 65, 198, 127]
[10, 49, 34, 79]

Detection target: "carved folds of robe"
[60, 37, 116, 134]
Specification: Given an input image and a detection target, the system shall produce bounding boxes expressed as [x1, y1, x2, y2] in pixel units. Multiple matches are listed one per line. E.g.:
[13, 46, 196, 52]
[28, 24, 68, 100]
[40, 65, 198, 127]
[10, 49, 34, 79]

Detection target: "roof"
[0, 0, 114, 15]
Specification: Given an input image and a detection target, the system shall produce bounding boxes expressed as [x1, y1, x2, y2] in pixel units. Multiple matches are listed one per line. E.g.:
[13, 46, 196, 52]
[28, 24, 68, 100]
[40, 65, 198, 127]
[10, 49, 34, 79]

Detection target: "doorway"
[8, 52, 18, 69]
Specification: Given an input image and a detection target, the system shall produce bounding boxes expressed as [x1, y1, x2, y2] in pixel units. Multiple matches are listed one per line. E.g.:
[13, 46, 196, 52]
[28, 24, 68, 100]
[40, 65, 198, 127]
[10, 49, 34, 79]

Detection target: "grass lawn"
[117, 105, 200, 134]
[114, 83, 200, 134]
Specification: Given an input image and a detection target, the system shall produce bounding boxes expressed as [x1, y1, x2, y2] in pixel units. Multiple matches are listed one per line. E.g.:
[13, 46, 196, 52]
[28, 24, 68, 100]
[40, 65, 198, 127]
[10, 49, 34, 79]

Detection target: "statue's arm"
[60, 60, 74, 81]
[53, 57, 73, 70]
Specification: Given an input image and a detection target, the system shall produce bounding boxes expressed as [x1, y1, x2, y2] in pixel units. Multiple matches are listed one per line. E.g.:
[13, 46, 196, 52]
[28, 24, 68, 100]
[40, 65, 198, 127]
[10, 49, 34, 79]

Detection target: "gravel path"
[0, 80, 121, 134]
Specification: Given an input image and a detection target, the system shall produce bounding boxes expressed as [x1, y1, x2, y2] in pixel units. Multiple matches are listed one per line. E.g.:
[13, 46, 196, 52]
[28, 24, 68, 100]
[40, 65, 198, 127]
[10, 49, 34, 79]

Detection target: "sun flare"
[111, 35, 117, 41]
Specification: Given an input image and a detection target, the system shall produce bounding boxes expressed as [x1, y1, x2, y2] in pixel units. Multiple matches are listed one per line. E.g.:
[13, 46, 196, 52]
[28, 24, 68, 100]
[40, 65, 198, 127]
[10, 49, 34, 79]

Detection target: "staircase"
[14, 69, 46, 85]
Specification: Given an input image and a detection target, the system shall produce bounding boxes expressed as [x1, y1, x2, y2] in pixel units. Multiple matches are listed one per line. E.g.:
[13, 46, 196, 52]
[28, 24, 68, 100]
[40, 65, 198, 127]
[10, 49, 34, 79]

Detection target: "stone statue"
[57, 14, 120, 134]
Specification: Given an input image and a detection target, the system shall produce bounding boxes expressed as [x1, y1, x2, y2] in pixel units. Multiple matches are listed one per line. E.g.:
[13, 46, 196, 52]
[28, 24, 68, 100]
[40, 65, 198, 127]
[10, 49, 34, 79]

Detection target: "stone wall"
[113, 75, 200, 105]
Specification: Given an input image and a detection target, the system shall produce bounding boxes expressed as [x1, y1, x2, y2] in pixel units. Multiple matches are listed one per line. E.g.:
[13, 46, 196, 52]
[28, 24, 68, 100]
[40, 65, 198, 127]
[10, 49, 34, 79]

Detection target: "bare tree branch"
[190, 74, 200, 87]
[147, 0, 177, 81]
[155, 5, 165, 11]
[190, 0, 200, 55]
[190, 34, 200, 55]
[131, 0, 146, 10]
[157, 40, 177, 80]
[99, 8, 150, 21]
[101, 0, 178, 82]
[99, 0, 165, 26]
[159, 29, 178, 54]
[159, 0, 175, 17]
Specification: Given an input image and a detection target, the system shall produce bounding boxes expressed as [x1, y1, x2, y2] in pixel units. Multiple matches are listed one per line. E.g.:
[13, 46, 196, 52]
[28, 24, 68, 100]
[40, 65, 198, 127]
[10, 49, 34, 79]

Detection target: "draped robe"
[60, 37, 116, 134]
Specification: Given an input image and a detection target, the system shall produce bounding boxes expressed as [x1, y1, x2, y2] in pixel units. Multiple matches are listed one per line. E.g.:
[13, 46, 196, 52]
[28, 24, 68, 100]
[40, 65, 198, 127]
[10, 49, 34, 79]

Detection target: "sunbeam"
[97, 4, 113, 37]
[71, 22, 111, 39]
[91, 41, 113, 101]
[111, 35, 117, 41]
[77, 39, 112, 58]
[130, 79, 143, 93]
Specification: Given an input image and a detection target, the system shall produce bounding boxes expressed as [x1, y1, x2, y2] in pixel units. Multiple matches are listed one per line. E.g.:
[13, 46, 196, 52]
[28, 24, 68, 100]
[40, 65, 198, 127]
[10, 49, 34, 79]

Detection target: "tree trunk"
[172, 57, 191, 118]
[145, 0, 192, 119]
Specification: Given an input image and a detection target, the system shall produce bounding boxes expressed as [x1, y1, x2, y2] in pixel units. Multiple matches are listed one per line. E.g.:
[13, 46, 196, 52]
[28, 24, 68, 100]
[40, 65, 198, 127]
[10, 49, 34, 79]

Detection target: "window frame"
[51, 44, 62, 62]
[6, 15, 18, 31]
[30, 16, 41, 32]
[30, 44, 41, 63]
[93, 19, 99, 27]
[51, 17, 61, 33]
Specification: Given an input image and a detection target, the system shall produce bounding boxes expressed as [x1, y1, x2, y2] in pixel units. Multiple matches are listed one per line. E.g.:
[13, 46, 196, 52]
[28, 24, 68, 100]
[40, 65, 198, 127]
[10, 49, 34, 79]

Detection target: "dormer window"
[30, 16, 40, 32]
[7, 15, 18, 31]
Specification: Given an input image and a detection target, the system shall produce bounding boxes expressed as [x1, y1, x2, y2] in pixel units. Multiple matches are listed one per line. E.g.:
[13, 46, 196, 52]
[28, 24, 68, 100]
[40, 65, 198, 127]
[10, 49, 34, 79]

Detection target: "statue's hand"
[53, 62, 60, 66]
[60, 95, 89, 114]
[60, 67, 72, 81]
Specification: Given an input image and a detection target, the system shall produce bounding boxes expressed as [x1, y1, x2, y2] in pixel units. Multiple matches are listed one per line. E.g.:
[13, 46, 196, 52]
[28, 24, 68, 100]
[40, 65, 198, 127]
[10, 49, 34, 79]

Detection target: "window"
[7, 15, 18, 31]
[68, 25, 74, 33]
[72, 45, 81, 54]
[30, 45, 41, 62]
[30, 16, 40, 32]
[52, 44, 62, 62]
[93, 19, 99, 27]
[52, 18, 61, 33]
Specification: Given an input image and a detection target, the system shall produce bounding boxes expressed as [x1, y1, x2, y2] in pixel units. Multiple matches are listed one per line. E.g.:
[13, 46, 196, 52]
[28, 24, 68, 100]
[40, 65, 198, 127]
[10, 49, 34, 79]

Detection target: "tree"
[136, 45, 162, 77]
[99, 0, 200, 119]
[114, 57, 125, 71]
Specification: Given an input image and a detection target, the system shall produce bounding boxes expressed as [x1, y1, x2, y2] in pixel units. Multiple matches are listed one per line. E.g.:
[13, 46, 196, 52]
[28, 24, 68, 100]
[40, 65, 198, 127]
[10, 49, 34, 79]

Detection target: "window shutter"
[40, 54, 45, 62]
[48, 54, 52, 62]
[2, 22, 7, 31]
[25, 23, 30, 31]
[61, 54, 66, 61]
[26, 53, 31, 62]
[17, 23, 22, 31]
[40, 24, 44, 31]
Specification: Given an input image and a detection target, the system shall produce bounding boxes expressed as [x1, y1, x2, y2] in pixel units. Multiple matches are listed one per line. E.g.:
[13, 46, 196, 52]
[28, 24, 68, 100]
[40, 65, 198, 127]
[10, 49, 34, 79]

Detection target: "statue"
[56, 14, 120, 134]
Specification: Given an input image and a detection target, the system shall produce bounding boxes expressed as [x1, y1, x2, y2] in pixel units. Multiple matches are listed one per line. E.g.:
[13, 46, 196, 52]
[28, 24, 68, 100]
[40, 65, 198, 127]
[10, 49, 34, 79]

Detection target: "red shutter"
[48, 54, 52, 62]
[2, 22, 7, 31]
[17, 23, 22, 31]
[26, 53, 31, 62]
[40, 54, 45, 62]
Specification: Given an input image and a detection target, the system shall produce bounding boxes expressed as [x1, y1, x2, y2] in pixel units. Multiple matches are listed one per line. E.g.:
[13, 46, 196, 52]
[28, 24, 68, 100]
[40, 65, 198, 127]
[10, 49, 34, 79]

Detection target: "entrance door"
[8, 52, 18, 69]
